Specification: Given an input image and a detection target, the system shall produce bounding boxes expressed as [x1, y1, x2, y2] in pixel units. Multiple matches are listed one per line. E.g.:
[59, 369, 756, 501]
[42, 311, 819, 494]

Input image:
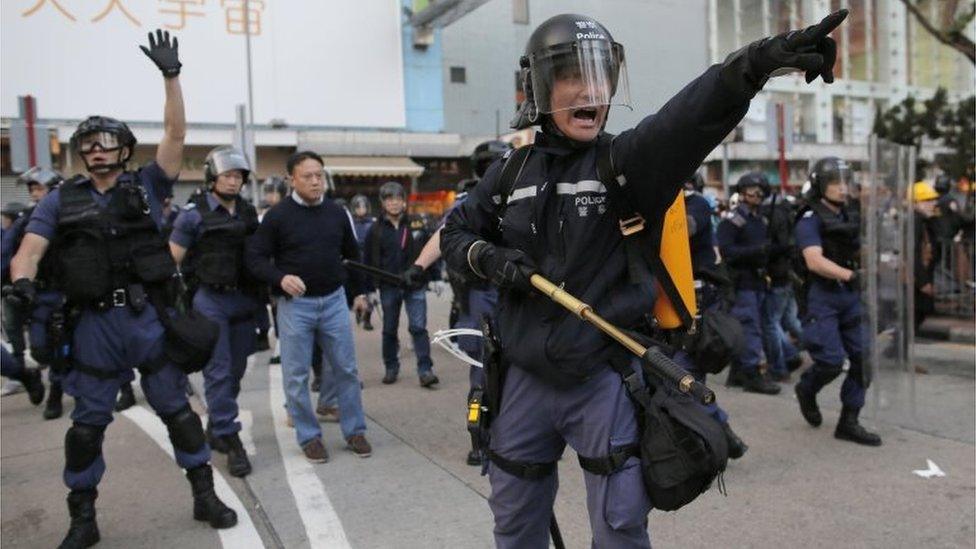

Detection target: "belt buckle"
[619, 214, 645, 236]
[112, 289, 127, 307]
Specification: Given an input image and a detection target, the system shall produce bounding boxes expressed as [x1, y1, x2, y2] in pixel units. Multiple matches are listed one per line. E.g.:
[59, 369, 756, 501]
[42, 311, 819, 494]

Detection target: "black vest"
[12, 206, 57, 288]
[55, 179, 176, 305]
[186, 194, 259, 291]
[810, 201, 860, 278]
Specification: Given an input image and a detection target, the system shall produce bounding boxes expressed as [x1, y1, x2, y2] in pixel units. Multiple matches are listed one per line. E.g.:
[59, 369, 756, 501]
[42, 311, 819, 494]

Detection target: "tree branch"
[900, 0, 976, 64]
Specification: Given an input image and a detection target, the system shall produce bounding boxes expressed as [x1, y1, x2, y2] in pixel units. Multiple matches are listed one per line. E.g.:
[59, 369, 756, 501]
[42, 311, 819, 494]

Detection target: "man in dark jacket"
[364, 181, 438, 387]
[442, 11, 847, 547]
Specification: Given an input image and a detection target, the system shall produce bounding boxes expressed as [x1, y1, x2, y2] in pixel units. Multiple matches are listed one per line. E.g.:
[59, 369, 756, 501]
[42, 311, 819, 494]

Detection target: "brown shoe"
[316, 405, 341, 423]
[346, 434, 372, 458]
[302, 438, 329, 463]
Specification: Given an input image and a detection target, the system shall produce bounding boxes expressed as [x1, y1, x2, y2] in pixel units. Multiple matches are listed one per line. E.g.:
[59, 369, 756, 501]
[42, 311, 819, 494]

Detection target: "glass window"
[450, 66, 466, 84]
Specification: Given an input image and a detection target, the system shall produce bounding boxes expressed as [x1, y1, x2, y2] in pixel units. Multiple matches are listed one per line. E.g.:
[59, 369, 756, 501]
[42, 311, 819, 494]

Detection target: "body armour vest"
[56, 179, 176, 305]
[14, 206, 58, 288]
[810, 201, 860, 282]
[186, 194, 259, 291]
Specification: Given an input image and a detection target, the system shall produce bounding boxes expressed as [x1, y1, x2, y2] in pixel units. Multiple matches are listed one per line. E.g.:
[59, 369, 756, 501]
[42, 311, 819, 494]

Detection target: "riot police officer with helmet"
[442, 10, 848, 546]
[794, 157, 881, 446]
[9, 30, 237, 547]
[169, 145, 263, 477]
[6, 167, 67, 419]
[717, 171, 782, 395]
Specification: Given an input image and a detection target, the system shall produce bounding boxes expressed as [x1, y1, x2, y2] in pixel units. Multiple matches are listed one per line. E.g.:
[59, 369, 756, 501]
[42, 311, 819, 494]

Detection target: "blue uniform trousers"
[63, 304, 209, 490]
[729, 289, 765, 375]
[193, 287, 259, 437]
[1, 345, 23, 379]
[456, 287, 497, 390]
[379, 287, 433, 377]
[797, 283, 866, 410]
[488, 363, 651, 548]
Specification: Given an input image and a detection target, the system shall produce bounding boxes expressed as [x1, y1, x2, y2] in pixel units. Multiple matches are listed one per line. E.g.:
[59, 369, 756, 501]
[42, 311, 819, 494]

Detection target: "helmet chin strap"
[83, 148, 128, 175]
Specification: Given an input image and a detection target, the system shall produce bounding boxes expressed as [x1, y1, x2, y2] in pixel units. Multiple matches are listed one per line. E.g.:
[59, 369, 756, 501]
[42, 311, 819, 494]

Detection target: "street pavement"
[2, 292, 974, 548]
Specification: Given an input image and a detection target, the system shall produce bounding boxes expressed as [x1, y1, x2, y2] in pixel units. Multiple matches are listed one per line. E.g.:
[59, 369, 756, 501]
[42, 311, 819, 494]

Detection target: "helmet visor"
[822, 166, 853, 189]
[77, 131, 122, 153]
[530, 41, 631, 115]
[210, 149, 251, 177]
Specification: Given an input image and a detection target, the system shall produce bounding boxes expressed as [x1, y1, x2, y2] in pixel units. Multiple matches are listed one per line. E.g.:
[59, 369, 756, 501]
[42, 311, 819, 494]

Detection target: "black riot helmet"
[379, 181, 406, 200]
[350, 194, 371, 216]
[808, 157, 852, 200]
[70, 115, 137, 174]
[511, 14, 631, 130]
[17, 166, 64, 190]
[1, 201, 28, 219]
[735, 171, 771, 198]
[684, 172, 705, 193]
[262, 176, 288, 197]
[471, 140, 513, 179]
[934, 174, 952, 195]
[204, 146, 251, 185]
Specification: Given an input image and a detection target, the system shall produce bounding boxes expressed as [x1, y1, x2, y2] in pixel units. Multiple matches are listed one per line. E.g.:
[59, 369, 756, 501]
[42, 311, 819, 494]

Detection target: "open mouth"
[572, 108, 598, 121]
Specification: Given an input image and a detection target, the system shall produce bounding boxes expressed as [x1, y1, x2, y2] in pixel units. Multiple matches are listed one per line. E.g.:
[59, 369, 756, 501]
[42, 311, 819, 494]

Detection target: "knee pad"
[162, 407, 206, 454]
[65, 423, 106, 472]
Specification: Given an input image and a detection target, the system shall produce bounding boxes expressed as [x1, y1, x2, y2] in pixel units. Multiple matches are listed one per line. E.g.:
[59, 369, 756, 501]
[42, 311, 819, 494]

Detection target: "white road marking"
[121, 405, 263, 549]
[912, 459, 946, 478]
[268, 363, 351, 548]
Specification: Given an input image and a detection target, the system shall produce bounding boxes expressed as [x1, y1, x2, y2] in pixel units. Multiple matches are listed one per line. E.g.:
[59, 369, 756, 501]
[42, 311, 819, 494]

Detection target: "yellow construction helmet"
[913, 181, 939, 202]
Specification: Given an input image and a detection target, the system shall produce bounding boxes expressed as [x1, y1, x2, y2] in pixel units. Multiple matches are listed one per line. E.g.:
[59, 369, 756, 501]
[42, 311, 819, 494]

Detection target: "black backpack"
[686, 309, 744, 375]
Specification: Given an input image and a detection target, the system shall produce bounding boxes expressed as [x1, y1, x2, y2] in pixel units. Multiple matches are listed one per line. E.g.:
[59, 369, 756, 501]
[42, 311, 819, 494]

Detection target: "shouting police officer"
[442, 10, 848, 547]
[794, 157, 881, 446]
[9, 30, 237, 548]
[169, 146, 263, 477]
[6, 167, 67, 419]
[717, 172, 782, 395]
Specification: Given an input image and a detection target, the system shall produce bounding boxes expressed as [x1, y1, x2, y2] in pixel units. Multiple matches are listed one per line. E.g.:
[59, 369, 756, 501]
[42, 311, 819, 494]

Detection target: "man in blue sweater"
[246, 151, 372, 463]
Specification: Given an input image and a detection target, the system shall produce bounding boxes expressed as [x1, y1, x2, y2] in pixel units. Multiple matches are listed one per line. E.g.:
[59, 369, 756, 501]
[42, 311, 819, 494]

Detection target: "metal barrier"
[932, 239, 976, 318]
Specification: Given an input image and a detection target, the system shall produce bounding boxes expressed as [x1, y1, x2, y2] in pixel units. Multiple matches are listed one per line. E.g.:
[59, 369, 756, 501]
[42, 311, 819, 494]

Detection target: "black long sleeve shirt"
[246, 195, 363, 297]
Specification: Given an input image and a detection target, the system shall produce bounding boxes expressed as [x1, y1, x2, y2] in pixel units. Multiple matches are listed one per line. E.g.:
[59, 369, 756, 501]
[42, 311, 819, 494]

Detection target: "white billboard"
[1, 0, 406, 128]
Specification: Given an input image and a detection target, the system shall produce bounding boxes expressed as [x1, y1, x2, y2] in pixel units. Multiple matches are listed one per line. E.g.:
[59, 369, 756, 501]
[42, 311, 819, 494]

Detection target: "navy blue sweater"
[246, 196, 363, 297]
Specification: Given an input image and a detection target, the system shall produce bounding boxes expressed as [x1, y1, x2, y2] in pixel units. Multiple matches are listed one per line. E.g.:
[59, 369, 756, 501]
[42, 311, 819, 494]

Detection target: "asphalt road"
[2, 292, 974, 548]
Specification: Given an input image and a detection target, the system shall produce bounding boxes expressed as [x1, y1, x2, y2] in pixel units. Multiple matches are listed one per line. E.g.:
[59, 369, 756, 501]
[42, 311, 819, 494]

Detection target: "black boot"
[22, 368, 45, 405]
[725, 364, 743, 387]
[223, 433, 252, 477]
[58, 489, 100, 549]
[834, 407, 882, 446]
[741, 371, 781, 395]
[186, 465, 238, 529]
[253, 329, 270, 352]
[114, 383, 135, 411]
[721, 422, 748, 460]
[44, 380, 64, 420]
[207, 423, 228, 454]
[794, 384, 822, 427]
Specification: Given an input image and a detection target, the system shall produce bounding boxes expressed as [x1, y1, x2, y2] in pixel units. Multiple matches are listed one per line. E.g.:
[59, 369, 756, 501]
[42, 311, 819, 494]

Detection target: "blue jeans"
[781, 287, 803, 341]
[762, 285, 799, 376]
[379, 287, 433, 377]
[276, 288, 367, 447]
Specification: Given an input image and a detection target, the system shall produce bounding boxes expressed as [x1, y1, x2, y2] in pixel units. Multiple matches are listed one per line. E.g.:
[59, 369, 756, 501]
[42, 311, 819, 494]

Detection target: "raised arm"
[140, 29, 185, 179]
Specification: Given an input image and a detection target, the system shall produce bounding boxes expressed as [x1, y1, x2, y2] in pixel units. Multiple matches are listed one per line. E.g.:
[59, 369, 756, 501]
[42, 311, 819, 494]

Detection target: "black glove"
[748, 10, 847, 84]
[140, 29, 182, 78]
[402, 264, 426, 291]
[473, 242, 537, 293]
[6, 278, 36, 310]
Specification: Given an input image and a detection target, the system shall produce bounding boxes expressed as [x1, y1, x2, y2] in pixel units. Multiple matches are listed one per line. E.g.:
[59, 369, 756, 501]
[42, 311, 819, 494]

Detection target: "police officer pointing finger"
[442, 10, 848, 547]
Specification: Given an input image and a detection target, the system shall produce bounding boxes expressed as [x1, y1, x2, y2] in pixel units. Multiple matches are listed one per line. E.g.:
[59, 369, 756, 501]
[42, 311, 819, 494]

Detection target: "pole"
[244, 0, 259, 205]
[24, 95, 37, 168]
[776, 102, 789, 192]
